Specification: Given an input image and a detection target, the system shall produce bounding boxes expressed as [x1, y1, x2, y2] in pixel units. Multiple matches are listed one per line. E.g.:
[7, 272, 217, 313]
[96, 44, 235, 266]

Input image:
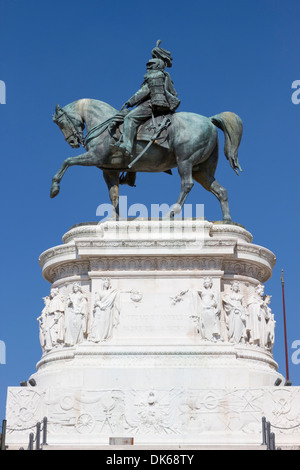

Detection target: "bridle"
[53, 104, 130, 151]
[53, 105, 87, 149]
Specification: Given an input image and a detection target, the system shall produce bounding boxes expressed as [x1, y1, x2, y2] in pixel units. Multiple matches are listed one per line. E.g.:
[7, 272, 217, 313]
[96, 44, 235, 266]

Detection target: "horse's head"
[53, 103, 84, 148]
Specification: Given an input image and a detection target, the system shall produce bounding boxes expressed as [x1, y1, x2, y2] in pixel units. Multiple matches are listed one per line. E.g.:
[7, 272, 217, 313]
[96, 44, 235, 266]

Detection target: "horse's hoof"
[162, 211, 175, 220]
[171, 203, 181, 214]
[163, 204, 181, 220]
[50, 183, 60, 198]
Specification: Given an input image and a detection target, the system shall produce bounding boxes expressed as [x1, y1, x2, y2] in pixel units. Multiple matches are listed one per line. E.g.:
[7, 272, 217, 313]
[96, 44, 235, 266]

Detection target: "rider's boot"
[118, 118, 138, 157]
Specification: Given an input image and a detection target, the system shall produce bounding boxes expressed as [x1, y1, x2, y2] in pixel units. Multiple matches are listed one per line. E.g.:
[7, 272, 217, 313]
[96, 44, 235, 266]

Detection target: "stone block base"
[5, 385, 300, 450]
[6, 220, 299, 450]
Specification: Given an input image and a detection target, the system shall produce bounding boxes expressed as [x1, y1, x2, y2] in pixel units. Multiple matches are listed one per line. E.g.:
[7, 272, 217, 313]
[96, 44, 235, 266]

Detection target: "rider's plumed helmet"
[151, 40, 173, 68]
[146, 58, 165, 70]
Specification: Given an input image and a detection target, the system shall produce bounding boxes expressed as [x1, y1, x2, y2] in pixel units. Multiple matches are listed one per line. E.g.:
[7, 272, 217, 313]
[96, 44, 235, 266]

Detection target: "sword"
[127, 116, 171, 169]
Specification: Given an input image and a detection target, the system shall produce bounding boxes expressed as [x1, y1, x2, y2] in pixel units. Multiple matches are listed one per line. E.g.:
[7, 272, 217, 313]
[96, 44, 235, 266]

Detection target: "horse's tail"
[210, 112, 243, 175]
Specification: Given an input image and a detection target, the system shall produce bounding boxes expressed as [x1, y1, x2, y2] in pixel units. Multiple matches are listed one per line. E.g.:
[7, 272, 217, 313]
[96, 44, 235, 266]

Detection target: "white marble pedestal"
[5, 219, 300, 449]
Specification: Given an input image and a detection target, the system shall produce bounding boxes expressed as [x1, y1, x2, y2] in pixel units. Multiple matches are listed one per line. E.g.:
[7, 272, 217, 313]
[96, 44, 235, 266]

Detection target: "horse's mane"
[70, 98, 117, 122]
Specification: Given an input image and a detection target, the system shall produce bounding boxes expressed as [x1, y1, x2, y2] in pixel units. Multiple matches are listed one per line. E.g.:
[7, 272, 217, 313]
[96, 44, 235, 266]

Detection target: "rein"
[55, 107, 127, 149]
[84, 118, 115, 145]
[54, 106, 87, 149]
[84, 110, 130, 146]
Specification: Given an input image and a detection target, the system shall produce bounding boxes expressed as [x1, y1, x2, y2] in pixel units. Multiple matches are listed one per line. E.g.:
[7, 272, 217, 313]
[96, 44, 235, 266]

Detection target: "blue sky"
[0, 0, 299, 424]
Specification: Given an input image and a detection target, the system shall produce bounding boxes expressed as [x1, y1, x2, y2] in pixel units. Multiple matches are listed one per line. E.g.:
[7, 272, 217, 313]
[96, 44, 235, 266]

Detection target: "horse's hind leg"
[209, 179, 231, 222]
[192, 146, 232, 222]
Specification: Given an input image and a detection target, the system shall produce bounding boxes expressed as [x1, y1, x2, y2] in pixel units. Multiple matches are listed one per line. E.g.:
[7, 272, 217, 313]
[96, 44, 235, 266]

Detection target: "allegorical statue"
[37, 289, 65, 352]
[197, 277, 221, 342]
[247, 284, 265, 347]
[51, 40, 243, 223]
[65, 283, 88, 346]
[48, 288, 65, 346]
[37, 296, 50, 353]
[88, 278, 120, 342]
[223, 281, 247, 344]
[263, 295, 276, 351]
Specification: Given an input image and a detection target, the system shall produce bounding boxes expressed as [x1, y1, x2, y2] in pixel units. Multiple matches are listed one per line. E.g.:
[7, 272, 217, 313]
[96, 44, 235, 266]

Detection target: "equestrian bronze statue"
[51, 41, 243, 222]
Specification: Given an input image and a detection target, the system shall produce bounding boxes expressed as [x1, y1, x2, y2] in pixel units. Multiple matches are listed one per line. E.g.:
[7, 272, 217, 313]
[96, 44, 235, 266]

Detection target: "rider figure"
[115, 40, 180, 158]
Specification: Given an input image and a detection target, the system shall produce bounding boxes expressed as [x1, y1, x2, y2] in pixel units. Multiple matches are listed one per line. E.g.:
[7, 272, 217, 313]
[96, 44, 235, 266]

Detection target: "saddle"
[108, 109, 173, 151]
[137, 114, 172, 149]
[84, 110, 173, 180]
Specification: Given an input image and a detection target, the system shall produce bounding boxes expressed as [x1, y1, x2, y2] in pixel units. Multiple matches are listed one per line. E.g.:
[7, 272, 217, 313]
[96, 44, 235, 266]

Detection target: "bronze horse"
[51, 98, 243, 221]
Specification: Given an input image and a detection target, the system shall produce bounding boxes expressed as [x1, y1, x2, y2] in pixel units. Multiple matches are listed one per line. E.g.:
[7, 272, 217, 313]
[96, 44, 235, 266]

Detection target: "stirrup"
[111, 141, 131, 157]
[119, 172, 136, 187]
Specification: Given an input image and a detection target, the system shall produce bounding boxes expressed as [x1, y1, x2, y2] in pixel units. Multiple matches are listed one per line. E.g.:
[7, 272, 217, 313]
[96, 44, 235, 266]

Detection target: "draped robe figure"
[198, 278, 221, 342]
[47, 288, 65, 347]
[89, 279, 120, 342]
[262, 294, 275, 351]
[37, 290, 65, 352]
[223, 281, 247, 344]
[37, 296, 50, 353]
[65, 283, 88, 346]
[247, 284, 265, 346]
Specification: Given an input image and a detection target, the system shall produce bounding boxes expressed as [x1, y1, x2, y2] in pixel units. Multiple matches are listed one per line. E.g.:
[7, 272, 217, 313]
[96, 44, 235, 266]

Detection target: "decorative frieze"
[6, 386, 300, 447]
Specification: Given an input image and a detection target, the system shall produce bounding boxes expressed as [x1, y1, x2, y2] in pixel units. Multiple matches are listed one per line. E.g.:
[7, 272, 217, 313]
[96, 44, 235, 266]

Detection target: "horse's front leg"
[102, 169, 120, 218]
[50, 151, 97, 198]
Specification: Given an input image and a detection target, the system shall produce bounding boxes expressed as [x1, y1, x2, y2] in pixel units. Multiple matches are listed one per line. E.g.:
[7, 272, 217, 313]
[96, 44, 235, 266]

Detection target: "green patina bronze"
[51, 41, 243, 221]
